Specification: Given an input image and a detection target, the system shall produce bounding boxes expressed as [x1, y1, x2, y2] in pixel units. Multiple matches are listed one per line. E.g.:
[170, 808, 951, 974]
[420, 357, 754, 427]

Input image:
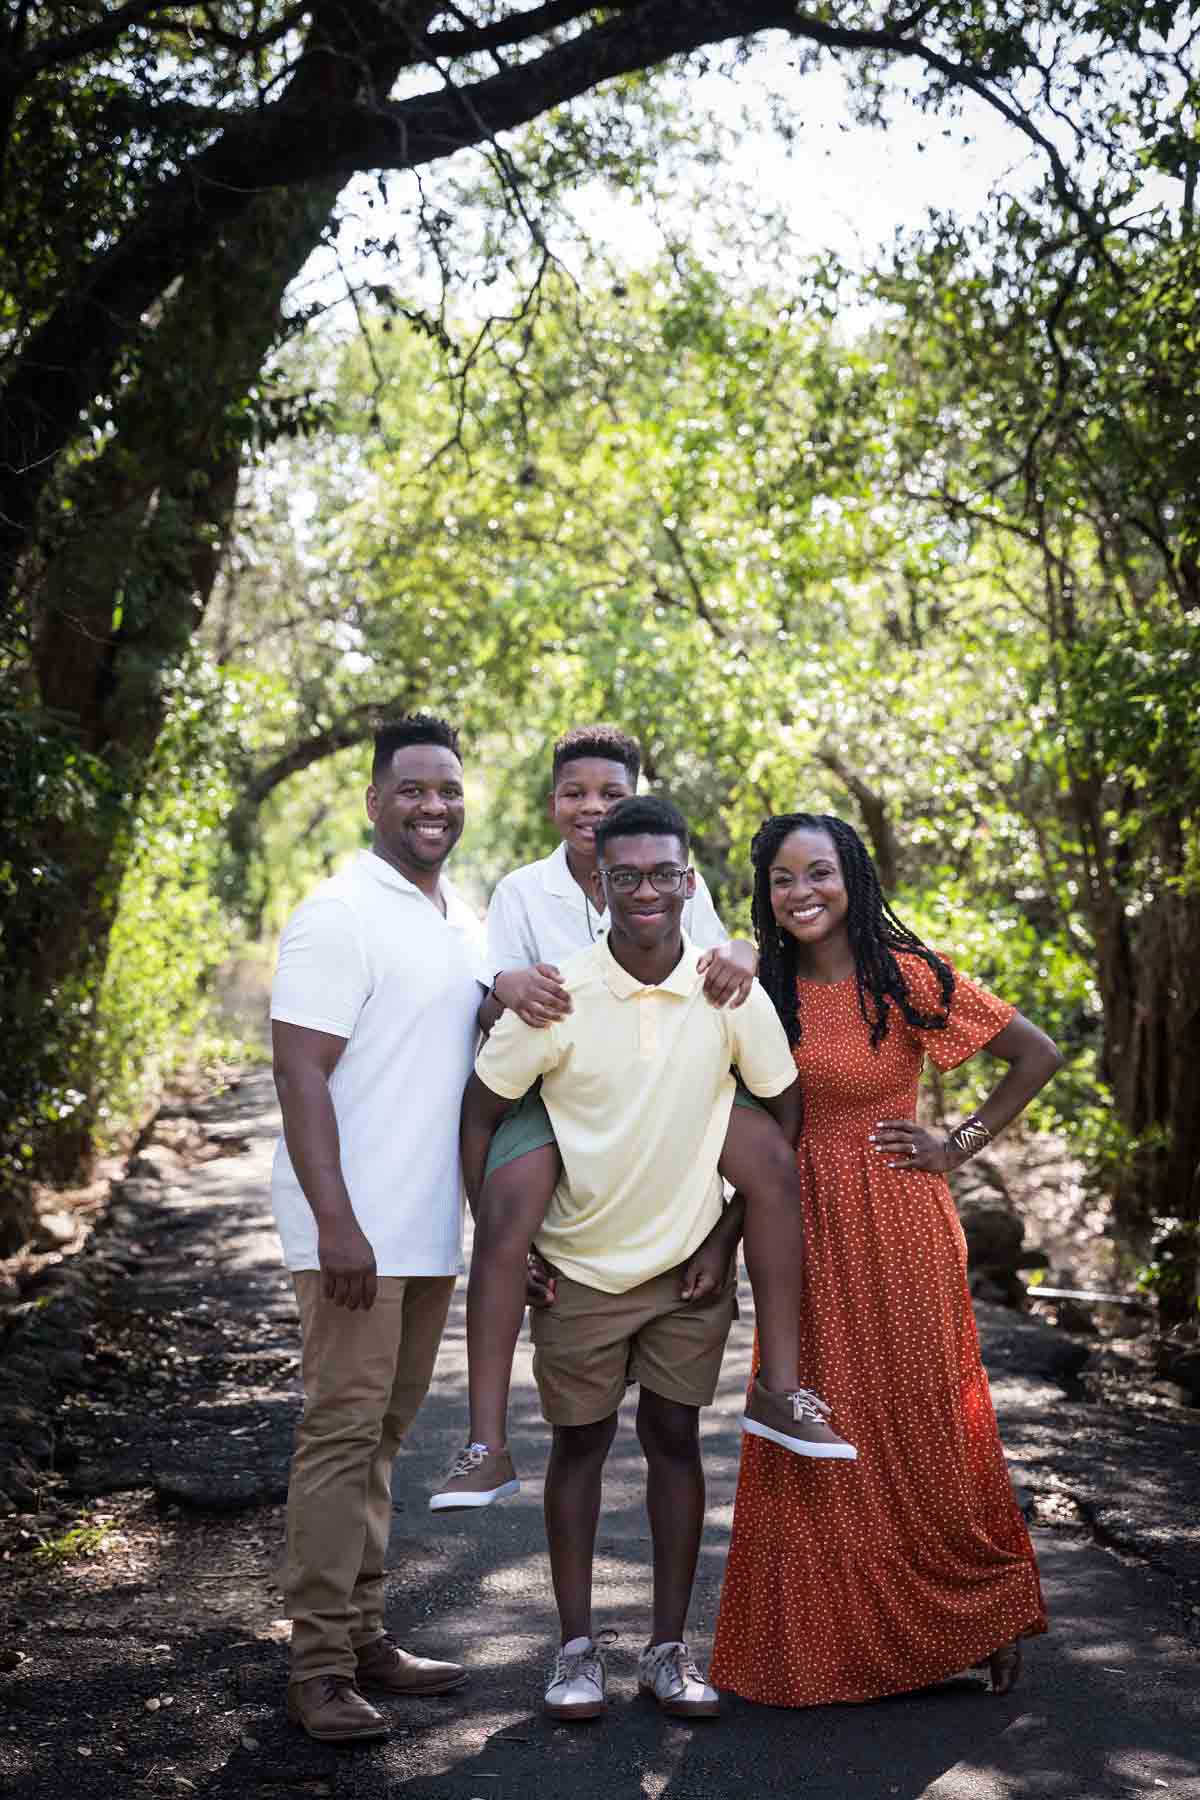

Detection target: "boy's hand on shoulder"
[696, 939, 757, 1009]
[494, 963, 572, 1028]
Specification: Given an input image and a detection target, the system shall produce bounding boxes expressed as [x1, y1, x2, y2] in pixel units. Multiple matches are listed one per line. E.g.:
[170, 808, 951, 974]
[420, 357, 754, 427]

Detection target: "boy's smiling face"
[548, 756, 635, 864]
[590, 831, 695, 955]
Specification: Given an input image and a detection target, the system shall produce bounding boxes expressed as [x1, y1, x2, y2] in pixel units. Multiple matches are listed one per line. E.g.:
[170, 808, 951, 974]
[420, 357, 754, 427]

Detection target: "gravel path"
[1, 1070, 1197, 1799]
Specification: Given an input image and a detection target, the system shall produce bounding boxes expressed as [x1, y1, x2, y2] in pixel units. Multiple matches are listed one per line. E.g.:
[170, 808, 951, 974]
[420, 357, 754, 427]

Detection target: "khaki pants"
[285, 1271, 455, 1684]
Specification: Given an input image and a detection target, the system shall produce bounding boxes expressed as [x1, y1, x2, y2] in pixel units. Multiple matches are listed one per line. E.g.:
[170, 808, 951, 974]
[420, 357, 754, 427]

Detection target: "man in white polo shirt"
[270, 715, 484, 1743]
[459, 794, 817, 1725]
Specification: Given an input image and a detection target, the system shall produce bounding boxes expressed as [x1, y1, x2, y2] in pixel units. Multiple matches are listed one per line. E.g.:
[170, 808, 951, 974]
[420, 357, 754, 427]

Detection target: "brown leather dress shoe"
[355, 1632, 467, 1696]
[286, 1674, 388, 1742]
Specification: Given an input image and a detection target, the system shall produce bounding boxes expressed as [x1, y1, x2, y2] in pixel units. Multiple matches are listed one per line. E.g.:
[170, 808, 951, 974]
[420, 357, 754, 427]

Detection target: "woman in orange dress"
[711, 813, 1061, 1706]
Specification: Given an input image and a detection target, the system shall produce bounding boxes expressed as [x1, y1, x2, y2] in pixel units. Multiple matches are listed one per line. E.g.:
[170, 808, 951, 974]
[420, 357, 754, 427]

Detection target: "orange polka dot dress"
[711, 954, 1047, 1707]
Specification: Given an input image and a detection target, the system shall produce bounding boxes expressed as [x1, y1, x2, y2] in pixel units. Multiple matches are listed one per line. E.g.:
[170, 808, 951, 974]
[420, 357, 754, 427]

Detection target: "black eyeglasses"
[601, 867, 690, 894]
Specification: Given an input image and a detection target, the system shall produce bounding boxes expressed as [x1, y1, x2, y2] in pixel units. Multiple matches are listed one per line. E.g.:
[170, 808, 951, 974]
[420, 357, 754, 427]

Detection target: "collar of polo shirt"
[359, 847, 419, 891]
[358, 849, 470, 929]
[597, 931, 698, 1000]
[360, 846, 438, 898]
[540, 839, 598, 902]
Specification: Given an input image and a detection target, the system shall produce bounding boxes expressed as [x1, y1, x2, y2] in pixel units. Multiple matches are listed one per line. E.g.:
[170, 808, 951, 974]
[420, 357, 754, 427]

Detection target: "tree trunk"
[1078, 805, 1200, 1321]
[11, 178, 340, 1187]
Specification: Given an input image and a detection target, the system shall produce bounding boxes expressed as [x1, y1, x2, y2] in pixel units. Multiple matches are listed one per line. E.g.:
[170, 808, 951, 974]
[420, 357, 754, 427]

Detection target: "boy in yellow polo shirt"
[458, 796, 850, 1723]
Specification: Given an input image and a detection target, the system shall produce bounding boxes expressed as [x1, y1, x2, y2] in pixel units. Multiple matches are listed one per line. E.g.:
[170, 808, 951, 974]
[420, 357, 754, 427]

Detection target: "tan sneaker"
[544, 1635, 610, 1720]
[429, 1443, 520, 1511]
[741, 1379, 857, 1459]
[637, 1641, 720, 1717]
[286, 1674, 388, 1742]
[355, 1631, 467, 1695]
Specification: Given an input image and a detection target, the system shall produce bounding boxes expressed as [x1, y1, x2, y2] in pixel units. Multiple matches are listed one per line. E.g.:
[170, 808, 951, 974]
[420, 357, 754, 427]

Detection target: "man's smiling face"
[366, 743, 465, 881]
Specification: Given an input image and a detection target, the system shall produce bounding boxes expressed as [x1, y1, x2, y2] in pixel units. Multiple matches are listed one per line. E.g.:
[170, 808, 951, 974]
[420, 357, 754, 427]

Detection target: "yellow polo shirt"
[474, 932, 798, 1294]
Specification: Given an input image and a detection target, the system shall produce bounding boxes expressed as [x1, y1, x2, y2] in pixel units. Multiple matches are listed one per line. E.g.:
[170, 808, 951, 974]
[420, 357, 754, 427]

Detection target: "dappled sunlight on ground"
[3, 1071, 1198, 1798]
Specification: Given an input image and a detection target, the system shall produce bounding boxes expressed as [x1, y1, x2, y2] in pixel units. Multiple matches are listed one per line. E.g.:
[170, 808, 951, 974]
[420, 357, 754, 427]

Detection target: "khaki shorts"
[529, 1260, 737, 1426]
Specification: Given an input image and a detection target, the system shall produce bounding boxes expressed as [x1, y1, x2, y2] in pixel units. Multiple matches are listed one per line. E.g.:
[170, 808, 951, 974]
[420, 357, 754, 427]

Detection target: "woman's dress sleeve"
[901, 952, 1016, 1071]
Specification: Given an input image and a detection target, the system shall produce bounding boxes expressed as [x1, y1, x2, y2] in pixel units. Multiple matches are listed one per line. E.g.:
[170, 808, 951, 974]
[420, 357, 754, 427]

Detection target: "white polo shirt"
[486, 839, 727, 976]
[270, 849, 486, 1276]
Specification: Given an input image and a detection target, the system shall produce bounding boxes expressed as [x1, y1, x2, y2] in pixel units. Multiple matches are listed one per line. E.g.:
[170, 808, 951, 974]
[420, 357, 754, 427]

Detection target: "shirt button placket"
[638, 993, 658, 1059]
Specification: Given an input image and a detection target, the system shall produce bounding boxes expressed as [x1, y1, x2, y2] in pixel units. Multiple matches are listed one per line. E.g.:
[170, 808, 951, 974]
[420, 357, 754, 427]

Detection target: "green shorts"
[484, 1086, 557, 1181]
[482, 1078, 765, 1183]
[732, 1082, 766, 1115]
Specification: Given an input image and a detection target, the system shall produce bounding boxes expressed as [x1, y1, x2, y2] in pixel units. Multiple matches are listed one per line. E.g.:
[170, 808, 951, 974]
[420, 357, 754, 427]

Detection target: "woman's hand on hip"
[869, 1118, 964, 1174]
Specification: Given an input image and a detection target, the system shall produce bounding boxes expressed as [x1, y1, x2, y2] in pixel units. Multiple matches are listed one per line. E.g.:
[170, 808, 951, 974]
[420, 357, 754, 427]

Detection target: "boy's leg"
[719, 1102, 857, 1461]
[628, 1272, 729, 1718]
[430, 1123, 560, 1512]
[544, 1413, 619, 1643]
[526, 1269, 636, 1720]
[635, 1389, 705, 1646]
[467, 1143, 560, 1448]
[716, 1101, 804, 1391]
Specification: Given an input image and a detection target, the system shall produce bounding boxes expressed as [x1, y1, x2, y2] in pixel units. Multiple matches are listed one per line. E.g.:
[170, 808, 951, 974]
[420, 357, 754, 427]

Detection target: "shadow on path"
[1, 1070, 1197, 1798]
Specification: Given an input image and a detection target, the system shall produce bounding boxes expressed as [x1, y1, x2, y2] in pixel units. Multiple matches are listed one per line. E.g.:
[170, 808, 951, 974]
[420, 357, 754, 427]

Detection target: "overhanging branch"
[0, 0, 1115, 611]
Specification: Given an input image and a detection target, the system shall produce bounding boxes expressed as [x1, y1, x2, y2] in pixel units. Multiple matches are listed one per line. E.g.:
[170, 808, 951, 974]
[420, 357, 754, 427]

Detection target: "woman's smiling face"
[769, 827, 850, 947]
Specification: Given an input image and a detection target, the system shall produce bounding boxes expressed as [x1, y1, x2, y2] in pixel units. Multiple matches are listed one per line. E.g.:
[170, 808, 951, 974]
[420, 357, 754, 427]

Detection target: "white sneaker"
[637, 1641, 719, 1717]
[543, 1635, 609, 1720]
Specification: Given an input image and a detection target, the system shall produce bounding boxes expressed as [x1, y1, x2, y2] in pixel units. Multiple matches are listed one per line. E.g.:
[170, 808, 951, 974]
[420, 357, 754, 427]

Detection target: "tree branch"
[815, 746, 901, 890]
[1, 1, 174, 91]
[422, 1, 630, 58]
[233, 694, 420, 825]
[0, 0, 1120, 607]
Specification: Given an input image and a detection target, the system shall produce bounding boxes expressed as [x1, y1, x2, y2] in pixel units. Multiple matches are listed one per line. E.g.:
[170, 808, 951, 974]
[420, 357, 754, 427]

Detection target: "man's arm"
[688, 872, 757, 1008]
[728, 983, 804, 1139]
[460, 1072, 521, 1216]
[684, 1069, 801, 1296]
[272, 1020, 377, 1311]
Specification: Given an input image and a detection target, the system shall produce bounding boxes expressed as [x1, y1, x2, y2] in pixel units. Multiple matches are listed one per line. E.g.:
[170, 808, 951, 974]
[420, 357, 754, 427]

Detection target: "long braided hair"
[751, 813, 954, 1050]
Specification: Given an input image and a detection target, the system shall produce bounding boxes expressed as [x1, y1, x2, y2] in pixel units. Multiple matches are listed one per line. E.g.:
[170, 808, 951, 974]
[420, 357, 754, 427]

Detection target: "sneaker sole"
[638, 1683, 720, 1717]
[741, 1417, 858, 1459]
[428, 1479, 521, 1512]
[544, 1697, 606, 1720]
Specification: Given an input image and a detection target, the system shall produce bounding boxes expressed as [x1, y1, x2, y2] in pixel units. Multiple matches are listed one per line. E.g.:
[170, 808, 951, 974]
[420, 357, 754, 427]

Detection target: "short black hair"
[552, 724, 640, 787]
[372, 714, 462, 783]
[594, 794, 689, 861]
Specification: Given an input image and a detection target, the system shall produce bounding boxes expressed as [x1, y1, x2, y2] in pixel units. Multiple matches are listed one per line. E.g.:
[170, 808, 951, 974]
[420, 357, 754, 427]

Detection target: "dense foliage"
[0, 660, 243, 1237]
[212, 230, 1198, 1305]
[2, 5, 1197, 1311]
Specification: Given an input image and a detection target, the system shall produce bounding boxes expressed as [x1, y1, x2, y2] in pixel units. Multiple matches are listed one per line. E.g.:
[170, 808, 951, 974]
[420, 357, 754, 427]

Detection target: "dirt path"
[2, 1072, 1198, 1799]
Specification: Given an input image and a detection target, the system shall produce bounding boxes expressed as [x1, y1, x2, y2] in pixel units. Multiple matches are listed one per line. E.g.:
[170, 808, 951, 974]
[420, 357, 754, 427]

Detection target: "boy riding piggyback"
[431, 725, 853, 1517]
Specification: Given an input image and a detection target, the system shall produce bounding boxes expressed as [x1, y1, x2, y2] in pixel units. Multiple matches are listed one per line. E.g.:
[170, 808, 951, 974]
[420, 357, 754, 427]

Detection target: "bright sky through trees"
[299, 37, 1181, 319]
